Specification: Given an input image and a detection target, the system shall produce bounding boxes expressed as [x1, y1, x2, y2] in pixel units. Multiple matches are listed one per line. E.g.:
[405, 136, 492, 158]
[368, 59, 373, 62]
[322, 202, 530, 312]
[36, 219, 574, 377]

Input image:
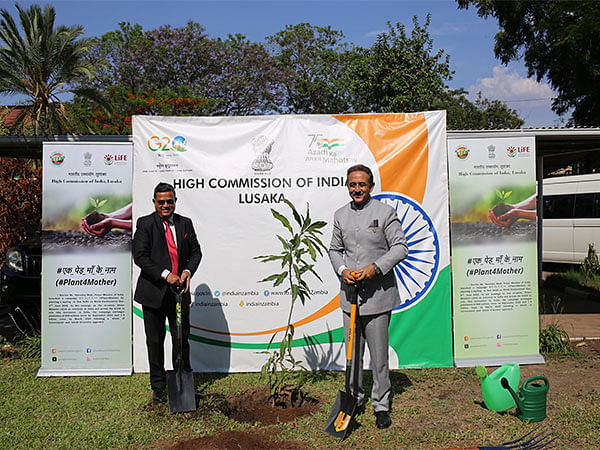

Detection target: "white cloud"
[468, 66, 566, 127]
[469, 66, 554, 109]
[364, 29, 386, 38]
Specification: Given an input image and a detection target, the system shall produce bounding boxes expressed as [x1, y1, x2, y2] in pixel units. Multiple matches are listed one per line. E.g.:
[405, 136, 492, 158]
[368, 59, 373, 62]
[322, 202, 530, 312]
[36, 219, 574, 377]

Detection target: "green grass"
[1, 354, 599, 449]
[545, 269, 600, 291]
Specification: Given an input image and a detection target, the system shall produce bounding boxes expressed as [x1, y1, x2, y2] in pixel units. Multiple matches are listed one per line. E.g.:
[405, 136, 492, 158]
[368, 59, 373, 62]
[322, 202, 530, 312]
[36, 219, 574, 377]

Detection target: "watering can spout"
[501, 377, 523, 409]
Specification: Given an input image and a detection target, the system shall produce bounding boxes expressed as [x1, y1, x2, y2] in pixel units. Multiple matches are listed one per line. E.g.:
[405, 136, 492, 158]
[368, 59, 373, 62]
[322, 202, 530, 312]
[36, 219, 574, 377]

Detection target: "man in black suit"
[133, 182, 202, 403]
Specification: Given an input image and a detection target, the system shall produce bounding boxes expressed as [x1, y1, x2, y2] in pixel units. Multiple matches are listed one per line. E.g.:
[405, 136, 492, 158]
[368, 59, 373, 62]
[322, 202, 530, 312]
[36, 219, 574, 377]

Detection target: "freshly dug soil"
[218, 386, 319, 425]
[42, 230, 131, 251]
[451, 221, 536, 245]
[169, 430, 307, 450]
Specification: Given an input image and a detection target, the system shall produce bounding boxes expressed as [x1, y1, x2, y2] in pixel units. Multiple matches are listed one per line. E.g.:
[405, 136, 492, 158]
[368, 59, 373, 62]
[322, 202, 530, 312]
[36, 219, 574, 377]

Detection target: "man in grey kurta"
[329, 164, 408, 429]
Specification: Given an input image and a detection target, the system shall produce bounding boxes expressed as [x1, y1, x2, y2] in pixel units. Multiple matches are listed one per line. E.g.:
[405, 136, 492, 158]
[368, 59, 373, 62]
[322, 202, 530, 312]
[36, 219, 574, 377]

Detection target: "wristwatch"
[372, 262, 382, 276]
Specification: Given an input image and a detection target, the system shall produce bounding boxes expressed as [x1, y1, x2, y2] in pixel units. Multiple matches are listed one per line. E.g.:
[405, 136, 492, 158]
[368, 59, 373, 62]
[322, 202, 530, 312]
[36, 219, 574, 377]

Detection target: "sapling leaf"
[271, 209, 292, 234]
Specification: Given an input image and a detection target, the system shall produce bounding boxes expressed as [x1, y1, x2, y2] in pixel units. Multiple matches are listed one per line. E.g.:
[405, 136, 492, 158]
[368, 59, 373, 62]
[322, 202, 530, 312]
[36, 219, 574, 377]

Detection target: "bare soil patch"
[168, 430, 307, 450]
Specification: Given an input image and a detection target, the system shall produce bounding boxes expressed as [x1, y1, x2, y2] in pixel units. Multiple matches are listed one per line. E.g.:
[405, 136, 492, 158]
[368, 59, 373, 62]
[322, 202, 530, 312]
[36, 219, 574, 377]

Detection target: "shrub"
[539, 323, 576, 355]
[581, 243, 600, 279]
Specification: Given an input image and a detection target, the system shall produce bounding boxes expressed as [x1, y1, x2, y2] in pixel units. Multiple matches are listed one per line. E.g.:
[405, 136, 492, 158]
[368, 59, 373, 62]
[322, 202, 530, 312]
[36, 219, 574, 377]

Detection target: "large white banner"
[132, 114, 452, 372]
[39, 142, 133, 376]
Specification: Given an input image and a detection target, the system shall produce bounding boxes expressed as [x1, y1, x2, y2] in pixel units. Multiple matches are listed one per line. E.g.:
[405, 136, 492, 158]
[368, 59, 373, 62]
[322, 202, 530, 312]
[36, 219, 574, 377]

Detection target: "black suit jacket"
[133, 211, 202, 308]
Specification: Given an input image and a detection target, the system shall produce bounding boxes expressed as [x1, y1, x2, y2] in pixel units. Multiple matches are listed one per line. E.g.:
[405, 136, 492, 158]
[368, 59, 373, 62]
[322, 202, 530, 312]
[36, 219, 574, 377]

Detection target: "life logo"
[507, 145, 530, 158]
[147, 135, 187, 153]
[104, 153, 127, 165]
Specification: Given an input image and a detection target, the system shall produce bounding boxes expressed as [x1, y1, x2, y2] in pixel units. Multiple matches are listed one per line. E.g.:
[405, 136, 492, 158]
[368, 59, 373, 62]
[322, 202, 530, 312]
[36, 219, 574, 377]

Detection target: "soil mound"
[219, 386, 318, 425]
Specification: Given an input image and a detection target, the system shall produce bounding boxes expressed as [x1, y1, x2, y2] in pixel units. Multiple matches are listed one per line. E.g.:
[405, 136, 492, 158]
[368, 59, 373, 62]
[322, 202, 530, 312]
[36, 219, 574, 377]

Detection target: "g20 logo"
[147, 135, 187, 152]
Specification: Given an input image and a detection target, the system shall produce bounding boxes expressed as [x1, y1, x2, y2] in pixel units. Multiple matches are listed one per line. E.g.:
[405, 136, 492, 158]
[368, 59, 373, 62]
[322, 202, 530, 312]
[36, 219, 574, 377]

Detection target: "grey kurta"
[329, 197, 408, 315]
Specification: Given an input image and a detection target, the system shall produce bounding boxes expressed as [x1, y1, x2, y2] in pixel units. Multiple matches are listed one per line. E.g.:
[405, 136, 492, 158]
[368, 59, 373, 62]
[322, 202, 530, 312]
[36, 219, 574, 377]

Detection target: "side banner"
[39, 142, 133, 376]
[132, 113, 452, 372]
[447, 136, 544, 367]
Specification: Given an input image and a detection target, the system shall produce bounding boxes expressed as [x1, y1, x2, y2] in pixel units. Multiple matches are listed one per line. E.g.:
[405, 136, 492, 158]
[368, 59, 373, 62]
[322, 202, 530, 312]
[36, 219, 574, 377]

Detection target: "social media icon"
[52, 356, 57, 362]
[464, 344, 469, 349]
[464, 336, 469, 341]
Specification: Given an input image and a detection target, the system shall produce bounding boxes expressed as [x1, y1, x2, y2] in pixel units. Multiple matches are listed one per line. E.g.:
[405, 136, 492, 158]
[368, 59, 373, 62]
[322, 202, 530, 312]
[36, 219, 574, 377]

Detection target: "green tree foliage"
[0, 4, 103, 134]
[457, 0, 600, 126]
[349, 16, 453, 113]
[435, 89, 524, 129]
[72, 16, 521, 131]
[83, 22, 282, 116]
[267, 23, 353, 114]
[210, 34, 283, 115]
[85, 22, 213, 95]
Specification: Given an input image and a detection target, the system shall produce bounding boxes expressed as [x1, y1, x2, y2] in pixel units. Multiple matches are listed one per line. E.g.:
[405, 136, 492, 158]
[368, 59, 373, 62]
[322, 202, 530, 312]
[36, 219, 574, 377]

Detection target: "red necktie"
[163, 220, 178, 275]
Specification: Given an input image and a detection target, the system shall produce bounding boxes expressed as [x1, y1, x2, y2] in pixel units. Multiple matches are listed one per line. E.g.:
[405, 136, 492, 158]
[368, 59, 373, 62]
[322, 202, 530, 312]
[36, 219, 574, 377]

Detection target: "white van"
[543, 174, 600, 264]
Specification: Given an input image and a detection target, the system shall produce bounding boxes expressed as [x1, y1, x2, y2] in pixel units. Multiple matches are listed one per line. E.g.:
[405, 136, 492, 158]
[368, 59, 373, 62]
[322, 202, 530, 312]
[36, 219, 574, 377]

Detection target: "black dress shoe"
[153, 389, 167, 403]
[375, 410, 392, 429]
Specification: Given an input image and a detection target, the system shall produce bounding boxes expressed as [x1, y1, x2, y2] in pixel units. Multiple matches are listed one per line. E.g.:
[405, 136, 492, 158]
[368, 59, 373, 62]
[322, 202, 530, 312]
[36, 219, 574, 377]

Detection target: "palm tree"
[0, 4, 103, 134]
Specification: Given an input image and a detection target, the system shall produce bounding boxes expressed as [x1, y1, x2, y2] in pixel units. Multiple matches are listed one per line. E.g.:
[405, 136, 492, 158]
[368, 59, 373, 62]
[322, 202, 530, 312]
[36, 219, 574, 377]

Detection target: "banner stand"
[38, 368, 132, 377]
[455, 354, 544, 368]
[39, 142, 133, 377]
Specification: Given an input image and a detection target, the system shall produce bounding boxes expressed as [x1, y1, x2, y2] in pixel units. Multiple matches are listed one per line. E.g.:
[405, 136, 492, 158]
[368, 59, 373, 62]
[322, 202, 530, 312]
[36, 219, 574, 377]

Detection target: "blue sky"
[2, 0, 564, 128]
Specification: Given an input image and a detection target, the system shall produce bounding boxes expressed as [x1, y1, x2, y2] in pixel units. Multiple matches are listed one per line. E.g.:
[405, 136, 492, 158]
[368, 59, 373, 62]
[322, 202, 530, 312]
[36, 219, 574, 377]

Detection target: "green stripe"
[133, 305, 344, 349]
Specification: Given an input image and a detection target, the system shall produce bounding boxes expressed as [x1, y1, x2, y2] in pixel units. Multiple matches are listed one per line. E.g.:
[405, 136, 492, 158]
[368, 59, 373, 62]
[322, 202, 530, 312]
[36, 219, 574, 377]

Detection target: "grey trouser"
[343, 310, 392, 412]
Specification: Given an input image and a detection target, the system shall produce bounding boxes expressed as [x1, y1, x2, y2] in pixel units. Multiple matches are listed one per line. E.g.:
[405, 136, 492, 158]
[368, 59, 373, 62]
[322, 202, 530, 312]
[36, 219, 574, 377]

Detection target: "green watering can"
[476, 363, 520, 412]
[501, 376, 549, 423]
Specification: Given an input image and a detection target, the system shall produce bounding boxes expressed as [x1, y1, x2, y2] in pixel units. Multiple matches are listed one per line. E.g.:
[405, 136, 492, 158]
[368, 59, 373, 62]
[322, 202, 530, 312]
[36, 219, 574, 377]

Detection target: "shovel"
[324, 282, 360, 439]
[166, 289, 196, 413]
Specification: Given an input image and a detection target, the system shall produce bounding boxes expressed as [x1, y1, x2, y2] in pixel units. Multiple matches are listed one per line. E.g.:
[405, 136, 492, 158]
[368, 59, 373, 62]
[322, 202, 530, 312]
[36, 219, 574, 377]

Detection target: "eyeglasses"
[348, 182, 369, 188]
[155, 199, 175, 205]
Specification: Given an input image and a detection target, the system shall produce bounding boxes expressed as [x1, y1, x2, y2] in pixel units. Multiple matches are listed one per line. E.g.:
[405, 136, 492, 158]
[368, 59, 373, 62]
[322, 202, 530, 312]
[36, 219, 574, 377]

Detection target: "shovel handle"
[346, 283, 360, 361]
[347, 303, 356, 361]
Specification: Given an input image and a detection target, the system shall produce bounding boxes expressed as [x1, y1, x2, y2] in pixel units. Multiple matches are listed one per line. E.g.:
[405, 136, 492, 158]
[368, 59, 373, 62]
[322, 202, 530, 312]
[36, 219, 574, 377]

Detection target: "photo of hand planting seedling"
[489, 194, 536, 228]
[82, 202, 132, 238]
[42, 193, 132, 251]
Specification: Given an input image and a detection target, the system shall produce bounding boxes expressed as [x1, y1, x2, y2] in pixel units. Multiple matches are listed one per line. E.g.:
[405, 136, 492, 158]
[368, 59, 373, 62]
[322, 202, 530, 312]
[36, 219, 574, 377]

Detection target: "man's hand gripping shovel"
[324, 277, 361, 439]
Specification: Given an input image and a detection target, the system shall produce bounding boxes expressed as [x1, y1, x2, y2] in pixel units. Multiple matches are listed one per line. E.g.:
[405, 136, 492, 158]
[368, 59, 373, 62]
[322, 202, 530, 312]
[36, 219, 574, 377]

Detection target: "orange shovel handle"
[346, 304, 356, 361]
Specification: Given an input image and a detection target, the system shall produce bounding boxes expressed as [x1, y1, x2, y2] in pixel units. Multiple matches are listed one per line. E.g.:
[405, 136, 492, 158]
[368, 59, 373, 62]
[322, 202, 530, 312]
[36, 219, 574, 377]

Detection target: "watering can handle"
[522, 376, 549, 388]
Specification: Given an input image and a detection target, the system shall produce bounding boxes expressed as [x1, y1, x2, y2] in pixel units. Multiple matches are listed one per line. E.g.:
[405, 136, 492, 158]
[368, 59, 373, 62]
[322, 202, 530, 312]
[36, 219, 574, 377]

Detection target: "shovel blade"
[166, 368, 196, 413]
[324, 390, 357, 439]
